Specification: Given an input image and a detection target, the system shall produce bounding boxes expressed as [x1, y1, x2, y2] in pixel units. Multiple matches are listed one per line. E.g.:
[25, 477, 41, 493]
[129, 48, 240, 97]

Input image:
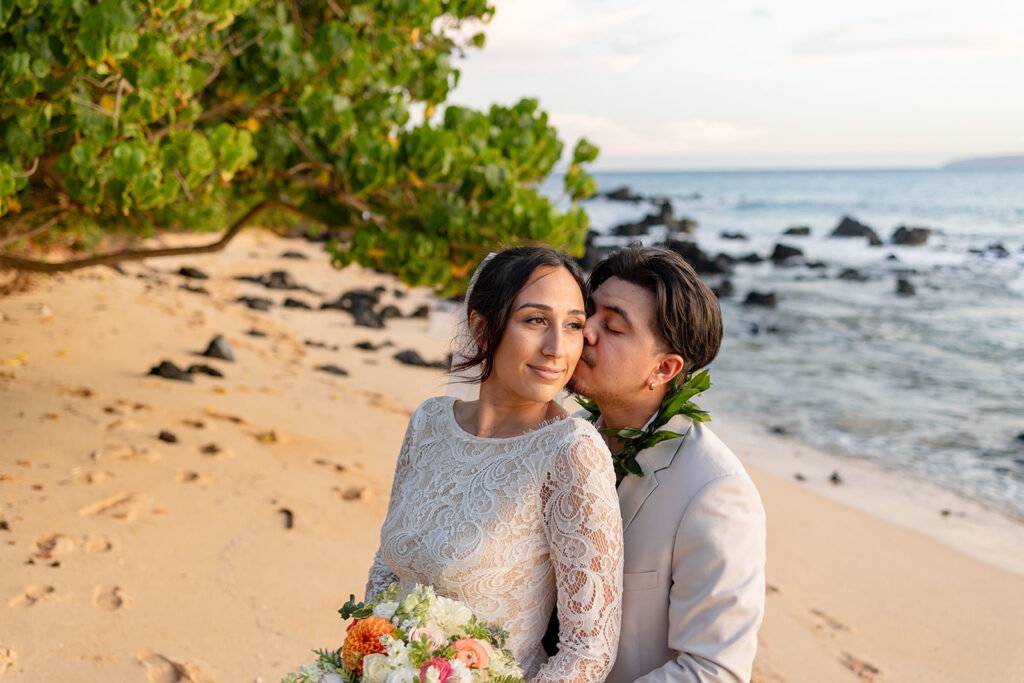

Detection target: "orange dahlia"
[341, 616, 394, 674]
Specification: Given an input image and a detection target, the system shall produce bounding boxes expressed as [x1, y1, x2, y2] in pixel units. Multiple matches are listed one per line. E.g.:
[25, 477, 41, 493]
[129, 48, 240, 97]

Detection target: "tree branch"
[0, 210, 71, 248]
[0, 200, 312, 273]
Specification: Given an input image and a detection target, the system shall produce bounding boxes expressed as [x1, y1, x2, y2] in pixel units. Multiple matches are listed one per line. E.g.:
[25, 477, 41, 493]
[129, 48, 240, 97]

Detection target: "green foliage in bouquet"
[0, 0, 599, 295]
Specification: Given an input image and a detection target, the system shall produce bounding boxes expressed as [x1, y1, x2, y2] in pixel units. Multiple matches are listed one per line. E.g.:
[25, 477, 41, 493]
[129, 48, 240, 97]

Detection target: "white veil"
[445, 252, 496, 402]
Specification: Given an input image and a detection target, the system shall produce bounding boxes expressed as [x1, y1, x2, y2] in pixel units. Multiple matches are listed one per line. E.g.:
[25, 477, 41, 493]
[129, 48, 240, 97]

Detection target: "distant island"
[942, 154, 1024, 171]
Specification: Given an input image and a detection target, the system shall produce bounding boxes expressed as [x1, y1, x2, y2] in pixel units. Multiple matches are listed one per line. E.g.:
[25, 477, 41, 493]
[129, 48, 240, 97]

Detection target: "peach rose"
[341, 616, 394, 674]
[451, 638, 491, 669]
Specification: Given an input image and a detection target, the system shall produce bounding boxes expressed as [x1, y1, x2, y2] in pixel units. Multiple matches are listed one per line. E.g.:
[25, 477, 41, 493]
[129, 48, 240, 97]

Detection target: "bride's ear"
[469, 311, 487, 351]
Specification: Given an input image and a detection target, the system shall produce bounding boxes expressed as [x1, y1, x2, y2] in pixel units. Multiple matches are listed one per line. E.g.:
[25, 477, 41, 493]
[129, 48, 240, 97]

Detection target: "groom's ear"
[650, 353, 686, 389]
[469, 311, 487, 350]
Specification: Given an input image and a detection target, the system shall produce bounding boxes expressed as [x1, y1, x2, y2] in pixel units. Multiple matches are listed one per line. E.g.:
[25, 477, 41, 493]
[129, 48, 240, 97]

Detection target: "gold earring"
[648, 382, 655, 391]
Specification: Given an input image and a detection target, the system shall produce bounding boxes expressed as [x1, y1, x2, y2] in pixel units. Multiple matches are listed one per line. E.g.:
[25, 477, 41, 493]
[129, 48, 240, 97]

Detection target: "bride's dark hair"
[452, 247, 587, 384]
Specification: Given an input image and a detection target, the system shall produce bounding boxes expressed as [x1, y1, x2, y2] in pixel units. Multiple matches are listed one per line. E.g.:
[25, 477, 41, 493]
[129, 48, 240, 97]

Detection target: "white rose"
[448, 659, 474, 683]
[423, 668, 441, 683]
[318, 674, 345, 683]
[361, 654, 392, 683]
[383, 639, 411, 668]
[373, 601, 398, 620]
[385, 666, 418, 683]
[427, 596, 473, 635]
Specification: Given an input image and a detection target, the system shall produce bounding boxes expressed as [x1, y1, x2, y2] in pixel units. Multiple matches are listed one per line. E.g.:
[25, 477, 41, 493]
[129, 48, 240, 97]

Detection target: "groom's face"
[569, 276, 665, 402]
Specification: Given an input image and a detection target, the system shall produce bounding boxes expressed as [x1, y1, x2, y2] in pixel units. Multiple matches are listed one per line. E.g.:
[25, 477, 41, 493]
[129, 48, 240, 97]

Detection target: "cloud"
[456, 0, 656, 74]
[550, 112, 767, 163]
[793, 14, 1024, 58]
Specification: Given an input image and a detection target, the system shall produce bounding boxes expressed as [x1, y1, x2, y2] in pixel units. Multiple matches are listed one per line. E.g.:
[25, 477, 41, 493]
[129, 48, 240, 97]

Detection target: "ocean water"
[543, 169, 1024, 518]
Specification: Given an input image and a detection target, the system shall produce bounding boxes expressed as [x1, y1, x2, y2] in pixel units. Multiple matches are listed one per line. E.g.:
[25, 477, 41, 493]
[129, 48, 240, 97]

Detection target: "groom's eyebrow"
[602, 304, 633, 329]
[516, 303, 587, 316]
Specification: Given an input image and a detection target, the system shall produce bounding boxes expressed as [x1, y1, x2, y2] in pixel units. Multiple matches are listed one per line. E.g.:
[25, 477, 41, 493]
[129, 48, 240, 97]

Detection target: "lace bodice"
[366, 396, 623, 682]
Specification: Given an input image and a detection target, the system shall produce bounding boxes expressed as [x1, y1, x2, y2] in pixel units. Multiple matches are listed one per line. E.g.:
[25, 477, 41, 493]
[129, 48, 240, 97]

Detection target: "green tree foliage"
[0, 0, 598, 293]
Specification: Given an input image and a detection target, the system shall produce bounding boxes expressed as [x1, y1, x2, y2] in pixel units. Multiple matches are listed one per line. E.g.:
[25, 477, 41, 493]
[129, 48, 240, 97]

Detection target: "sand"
[1, 229, 1022, 682]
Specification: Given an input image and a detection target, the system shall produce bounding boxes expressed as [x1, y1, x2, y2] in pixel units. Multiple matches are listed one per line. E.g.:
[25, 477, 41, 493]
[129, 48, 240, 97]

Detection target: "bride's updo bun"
[452, 247, 586, 384]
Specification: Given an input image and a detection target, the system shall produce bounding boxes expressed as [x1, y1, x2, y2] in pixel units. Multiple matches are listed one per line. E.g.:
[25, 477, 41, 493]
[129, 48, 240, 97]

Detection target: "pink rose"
[452, 638, 491, 669]
[407, 624, 446, 650]
[419, 656, 452, 682]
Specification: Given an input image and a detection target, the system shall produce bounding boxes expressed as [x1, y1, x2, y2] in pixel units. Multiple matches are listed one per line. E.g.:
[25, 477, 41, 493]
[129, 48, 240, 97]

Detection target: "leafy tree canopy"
[0, 0, 598, 294]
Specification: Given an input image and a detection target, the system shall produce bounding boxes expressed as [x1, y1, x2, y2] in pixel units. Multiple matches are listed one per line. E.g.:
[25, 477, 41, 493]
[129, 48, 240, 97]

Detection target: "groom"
[565, 245, 766, 682]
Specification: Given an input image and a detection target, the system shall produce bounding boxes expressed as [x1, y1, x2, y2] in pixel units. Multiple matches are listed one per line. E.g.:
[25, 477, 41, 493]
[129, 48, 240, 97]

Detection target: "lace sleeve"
[364, 413, 417, 600]
[534, 423, 623, 683]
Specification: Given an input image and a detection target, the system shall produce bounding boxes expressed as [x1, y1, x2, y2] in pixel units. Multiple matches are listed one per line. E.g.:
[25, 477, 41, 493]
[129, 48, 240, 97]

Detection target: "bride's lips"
[528, 365, 563, 381]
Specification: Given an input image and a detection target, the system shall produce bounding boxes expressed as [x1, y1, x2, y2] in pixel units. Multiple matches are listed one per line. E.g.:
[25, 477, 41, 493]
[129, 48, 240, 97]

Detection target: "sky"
[446, 0, 1024, 169]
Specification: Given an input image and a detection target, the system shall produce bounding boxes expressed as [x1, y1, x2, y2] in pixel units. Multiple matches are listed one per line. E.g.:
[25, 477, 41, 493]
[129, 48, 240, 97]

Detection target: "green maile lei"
[576, 369, 712, 485]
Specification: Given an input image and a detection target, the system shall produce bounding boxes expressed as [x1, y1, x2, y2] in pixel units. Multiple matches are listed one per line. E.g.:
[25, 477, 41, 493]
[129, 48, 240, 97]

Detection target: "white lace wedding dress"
[366, 396, 623, 681]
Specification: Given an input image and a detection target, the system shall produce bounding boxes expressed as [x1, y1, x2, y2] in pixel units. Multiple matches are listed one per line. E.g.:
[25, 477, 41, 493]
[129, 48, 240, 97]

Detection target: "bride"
[366, 247, 623, 681]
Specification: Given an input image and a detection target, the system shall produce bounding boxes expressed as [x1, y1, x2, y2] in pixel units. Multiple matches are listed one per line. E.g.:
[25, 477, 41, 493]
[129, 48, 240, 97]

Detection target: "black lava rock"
[738, 252, 764, 264]
[409, 305, 430, 319]
[177, 266, 209, 279]
[148, 361, 193, 382]
[279, 251, 308, 259]
[187, 363, 224, 378]
[611, 221, 650, 237]
[245, 329, 267, 337]
[283, 297, 313, 309]
[783, 226, 811, 236]
[665, 240, 732, 275]
[896, 278, 916, 296]
[988, 243, 1010, 258]
[235, 270, 313, 292]
[316, 364, 349, 376]
[712, 280, 735, 298]
[178, 284, 210, 295]
[838, 268, 869, 281]
[202, 334, 235, 361]
[743, 291, 777, 308]
[237, 296, 272, 311]
[304, 339, 339, 351]
[719, 232, 748, 240]
[351, 308, 385, 329]
[830, 216, 882, 246]
[771, 243, 804, 263]
[830, 470, 843, 485]
[603, 186, 644, 202]
[394, 349, 450, 370]
[380, 305, 403, 320]
[158, 431, 178, 443]
[891, 226, 931, 246]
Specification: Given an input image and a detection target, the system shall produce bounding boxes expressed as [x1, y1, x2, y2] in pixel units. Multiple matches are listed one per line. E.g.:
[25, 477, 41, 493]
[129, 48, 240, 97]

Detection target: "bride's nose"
[541, 326, 567, 358]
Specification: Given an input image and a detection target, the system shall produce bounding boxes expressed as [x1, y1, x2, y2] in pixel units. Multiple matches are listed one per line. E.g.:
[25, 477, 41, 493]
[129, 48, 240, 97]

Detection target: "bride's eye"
[566, 319, 585, 331]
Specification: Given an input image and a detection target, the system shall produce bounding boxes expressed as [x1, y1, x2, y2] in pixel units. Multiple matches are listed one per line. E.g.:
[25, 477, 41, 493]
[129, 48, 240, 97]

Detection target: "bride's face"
[480, 265, 587, 405]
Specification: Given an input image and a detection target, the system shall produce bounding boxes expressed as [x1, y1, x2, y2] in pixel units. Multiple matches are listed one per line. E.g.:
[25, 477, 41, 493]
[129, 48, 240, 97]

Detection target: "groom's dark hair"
[453, 246, 587, 384]
[589, 245, 723, 377]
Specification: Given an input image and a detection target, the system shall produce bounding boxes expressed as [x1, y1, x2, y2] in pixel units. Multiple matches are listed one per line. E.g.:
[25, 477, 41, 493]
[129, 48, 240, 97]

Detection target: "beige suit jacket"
[605, 415, 766, 683]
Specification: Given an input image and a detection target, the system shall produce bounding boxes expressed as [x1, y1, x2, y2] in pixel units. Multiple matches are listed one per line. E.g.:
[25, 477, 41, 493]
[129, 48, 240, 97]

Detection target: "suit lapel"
[617, 416, 693, 533]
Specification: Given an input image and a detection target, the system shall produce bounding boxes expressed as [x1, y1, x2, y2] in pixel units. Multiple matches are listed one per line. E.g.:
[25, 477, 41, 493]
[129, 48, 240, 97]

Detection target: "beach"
[2, 229, 1023, 682]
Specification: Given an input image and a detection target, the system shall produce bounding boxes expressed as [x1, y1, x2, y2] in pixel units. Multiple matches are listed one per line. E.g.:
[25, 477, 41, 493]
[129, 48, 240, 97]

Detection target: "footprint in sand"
[91, 444, 161, 463]
[839, 652, 881, 681]
[93, 585, 128, 611]
[73, 469, 115, 485]
[137, 649, 214, 683]
[77, 492, 145, 521]
[8, 584, 56, 607]
[0, 642, 16, 674]
[809, 608, 849, 634]
[176, 471, 212, 484]
[30, 532, 113, 560]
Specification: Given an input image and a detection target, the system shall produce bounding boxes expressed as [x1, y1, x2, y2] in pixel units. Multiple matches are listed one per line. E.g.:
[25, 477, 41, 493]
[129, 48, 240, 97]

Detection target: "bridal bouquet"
[281, 584, 526, 683]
